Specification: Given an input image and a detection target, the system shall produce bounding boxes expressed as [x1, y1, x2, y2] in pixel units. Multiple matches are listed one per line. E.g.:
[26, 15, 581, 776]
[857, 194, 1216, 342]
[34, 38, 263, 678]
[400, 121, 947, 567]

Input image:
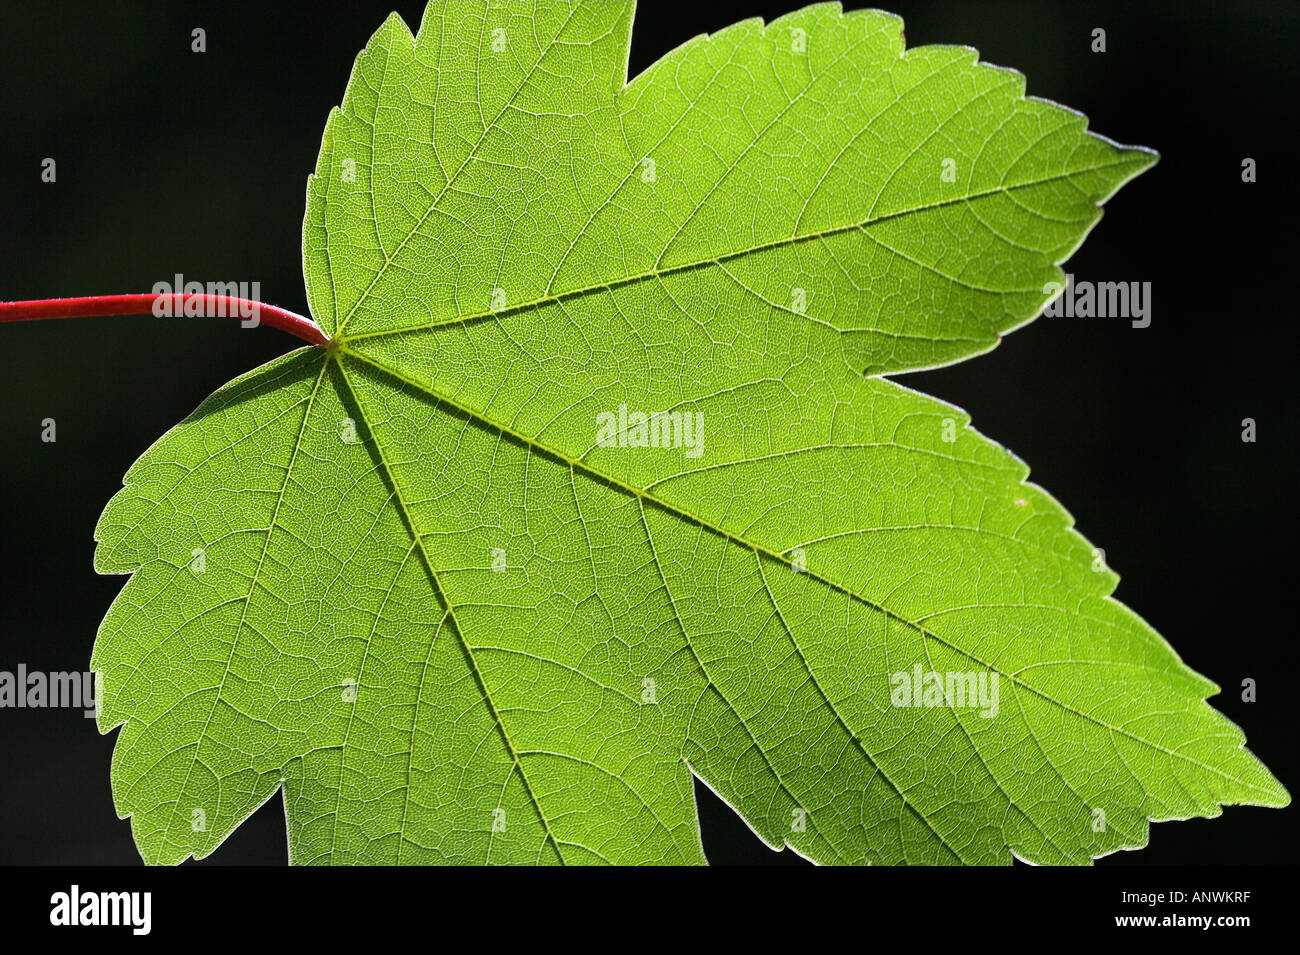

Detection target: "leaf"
[91, 1, 1286, 866]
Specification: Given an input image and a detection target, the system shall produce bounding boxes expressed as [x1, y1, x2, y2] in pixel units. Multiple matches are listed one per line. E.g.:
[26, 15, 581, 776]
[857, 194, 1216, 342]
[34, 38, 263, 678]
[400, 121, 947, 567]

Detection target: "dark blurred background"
[0, 0, 1294, 865]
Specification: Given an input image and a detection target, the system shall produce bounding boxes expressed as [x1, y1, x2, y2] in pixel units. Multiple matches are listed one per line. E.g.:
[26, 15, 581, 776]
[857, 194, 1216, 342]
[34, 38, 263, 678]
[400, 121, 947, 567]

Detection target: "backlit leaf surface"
[91, 1, 1286, 865]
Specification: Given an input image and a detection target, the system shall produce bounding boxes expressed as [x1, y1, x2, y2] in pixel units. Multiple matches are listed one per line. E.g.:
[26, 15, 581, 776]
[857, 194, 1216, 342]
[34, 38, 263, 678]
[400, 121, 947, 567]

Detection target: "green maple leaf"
[91, 0, 1287, 865]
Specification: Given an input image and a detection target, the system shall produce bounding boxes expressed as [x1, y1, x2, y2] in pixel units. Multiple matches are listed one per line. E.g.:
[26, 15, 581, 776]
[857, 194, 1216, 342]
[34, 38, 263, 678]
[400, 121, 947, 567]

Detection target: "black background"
[0, 0, 1294, 866]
